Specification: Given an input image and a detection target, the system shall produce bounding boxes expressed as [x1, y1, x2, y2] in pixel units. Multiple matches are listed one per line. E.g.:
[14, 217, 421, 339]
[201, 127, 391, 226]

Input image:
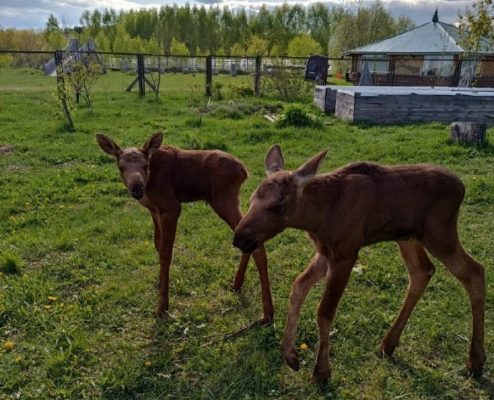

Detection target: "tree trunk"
[450, 122, 487, 148]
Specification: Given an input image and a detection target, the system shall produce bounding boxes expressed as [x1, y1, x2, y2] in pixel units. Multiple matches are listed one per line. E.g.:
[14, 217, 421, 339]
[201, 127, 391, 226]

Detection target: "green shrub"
[263, 62, 312, 100]
[0, 251, 24, 275]
[184, 134, 227, 151]
[213, 82, 223, 100]
[233, 84, 254, 97]
[276, 104, 322, 128]
[0, 55, 13, 68]
[184, 117, 203, 128]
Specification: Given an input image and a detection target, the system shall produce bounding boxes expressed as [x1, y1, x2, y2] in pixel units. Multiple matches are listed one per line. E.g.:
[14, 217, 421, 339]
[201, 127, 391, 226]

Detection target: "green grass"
[0, 67, 493, 399]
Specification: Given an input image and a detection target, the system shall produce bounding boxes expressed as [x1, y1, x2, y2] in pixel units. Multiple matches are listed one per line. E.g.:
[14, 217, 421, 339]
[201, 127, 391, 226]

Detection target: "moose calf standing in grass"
[96, 132, 274, 322]
[234, 145, 485, 384]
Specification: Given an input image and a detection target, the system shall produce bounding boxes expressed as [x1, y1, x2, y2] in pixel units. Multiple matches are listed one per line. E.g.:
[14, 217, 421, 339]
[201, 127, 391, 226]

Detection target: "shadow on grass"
[385, 355, 494, 398]
[99, 312, 289, 398]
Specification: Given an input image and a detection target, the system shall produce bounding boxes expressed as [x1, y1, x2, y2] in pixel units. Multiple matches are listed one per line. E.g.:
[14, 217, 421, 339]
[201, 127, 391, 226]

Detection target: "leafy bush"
[232, 84, 254, 97]
[211, 101, 260, 119]
[184, 117, 202, 128]
[0, 55, 13, 68]
[276, 104, 322, 128]
[213, 81, 223, 100]
[66, 61, 103, 111]
[0, 251, 24, 275]
[263, 62, 312, 100]
[184, 134, 227, 151]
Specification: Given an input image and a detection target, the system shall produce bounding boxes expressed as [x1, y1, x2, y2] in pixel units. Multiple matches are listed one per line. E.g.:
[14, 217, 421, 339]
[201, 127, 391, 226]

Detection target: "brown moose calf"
[233, 145, 485, 384]
[96, 132, 274, 322]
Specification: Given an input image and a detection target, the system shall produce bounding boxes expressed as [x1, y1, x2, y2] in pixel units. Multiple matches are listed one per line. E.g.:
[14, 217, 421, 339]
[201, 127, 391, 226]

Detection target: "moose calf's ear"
[96, 133, 122, 157]
[143, 131, 163, 159]
[294, 150, 328, 186]
[265, 144, 285, 175]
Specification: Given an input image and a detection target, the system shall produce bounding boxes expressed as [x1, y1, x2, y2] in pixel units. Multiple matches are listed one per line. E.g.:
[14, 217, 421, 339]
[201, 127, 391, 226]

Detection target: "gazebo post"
[452, 56, 463, 86]
[389, 57, 396, 86]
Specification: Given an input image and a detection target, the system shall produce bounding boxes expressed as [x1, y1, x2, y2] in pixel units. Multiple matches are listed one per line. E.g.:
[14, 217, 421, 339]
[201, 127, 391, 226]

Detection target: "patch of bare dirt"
[0, 145, 13, 155]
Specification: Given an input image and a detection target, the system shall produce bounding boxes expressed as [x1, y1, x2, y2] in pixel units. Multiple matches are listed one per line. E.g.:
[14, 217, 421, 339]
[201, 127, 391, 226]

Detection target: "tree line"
[0, 1, 419, 58]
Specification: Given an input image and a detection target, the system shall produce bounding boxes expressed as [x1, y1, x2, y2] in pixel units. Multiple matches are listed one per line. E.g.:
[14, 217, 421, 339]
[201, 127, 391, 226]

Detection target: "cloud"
[0, 0, 471, 29]
[0, 0, 163, 28]
[194, 0, 224, 4]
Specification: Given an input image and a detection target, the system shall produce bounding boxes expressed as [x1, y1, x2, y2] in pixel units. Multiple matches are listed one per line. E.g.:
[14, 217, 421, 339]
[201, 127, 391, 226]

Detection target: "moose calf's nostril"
[233, 233, 258, 254]
[129, 185, 144, 199]
[233, 234, 243, 249]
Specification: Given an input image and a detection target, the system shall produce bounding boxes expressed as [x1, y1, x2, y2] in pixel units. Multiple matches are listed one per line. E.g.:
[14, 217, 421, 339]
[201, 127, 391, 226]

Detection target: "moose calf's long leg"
[251, 244, 274, 323]
[424, 234, 486, 377]
[380, 239, 435, 356]
[150, 211, 161, 252]
[313, 255, 355, 385]
[210, 196, 250, 291]
[232, 254, 249, 292]
[281, 253, 328, 371]
[156, 210, 180, 318]
[422, 214, 486, 378]
[210, 197, 274, 323]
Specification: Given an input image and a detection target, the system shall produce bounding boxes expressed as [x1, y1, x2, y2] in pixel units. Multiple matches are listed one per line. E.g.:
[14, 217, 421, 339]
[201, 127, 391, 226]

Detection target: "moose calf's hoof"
[282, 347, 300, 371]
[156, 304, 169, 319]
[378, 341, 397, 358]
[260, 315, 274, 327]
[467, 360, 484, 379]
[312, 366, 330, 386]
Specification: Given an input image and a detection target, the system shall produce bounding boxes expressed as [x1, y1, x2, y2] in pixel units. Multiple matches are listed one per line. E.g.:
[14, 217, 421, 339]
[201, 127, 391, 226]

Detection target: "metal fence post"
[254, 56, 262, 96]
[137, 54, 145, 97]
[205, 55, 212, 97]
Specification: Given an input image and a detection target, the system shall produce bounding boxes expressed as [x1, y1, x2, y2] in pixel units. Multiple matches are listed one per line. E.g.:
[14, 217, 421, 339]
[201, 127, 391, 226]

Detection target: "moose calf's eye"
[269, 204, 284, 215]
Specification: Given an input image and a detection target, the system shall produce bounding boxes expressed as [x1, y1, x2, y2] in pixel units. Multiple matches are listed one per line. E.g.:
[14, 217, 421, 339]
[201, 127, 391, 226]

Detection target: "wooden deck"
[315, 86, 494, 125]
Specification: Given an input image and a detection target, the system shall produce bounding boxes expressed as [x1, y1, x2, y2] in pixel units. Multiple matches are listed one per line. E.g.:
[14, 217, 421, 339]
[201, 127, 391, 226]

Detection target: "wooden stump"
[450, 122, 487, 148]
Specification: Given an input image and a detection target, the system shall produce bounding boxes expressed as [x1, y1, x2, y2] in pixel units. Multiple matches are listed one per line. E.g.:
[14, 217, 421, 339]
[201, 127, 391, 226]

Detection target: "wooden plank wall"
[314, 86, 337, 113]
[335, 91, 494, 125]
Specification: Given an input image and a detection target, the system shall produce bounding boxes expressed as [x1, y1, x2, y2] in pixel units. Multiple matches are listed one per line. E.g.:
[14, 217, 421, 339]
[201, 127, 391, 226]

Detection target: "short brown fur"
[234, 145, 486, 384]
[96, 132, 274, 322]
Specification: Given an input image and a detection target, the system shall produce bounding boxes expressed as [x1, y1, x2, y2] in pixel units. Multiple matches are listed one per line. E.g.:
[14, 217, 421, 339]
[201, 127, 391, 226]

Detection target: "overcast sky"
[0, 0, 473, 29]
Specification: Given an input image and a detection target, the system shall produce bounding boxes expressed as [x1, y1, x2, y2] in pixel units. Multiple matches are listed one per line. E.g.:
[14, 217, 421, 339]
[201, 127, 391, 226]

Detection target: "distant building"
[344, 10, 494, 87]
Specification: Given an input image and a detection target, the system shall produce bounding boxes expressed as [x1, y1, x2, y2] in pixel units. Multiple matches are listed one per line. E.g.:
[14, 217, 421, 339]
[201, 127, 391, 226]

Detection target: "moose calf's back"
[305, 162, 465, 246]
[147, 146, 248, 203]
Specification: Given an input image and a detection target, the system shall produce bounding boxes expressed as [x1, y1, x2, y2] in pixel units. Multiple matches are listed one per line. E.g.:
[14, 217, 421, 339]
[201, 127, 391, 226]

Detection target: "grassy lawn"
[0, 67, 493, 399]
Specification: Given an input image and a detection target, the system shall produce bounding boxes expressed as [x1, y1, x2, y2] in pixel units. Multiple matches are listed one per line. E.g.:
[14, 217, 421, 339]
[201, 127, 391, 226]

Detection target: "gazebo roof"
[344, 12, 493, 56]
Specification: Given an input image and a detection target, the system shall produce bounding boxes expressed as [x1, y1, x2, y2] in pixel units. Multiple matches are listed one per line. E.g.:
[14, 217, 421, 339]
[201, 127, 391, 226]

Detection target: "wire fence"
[2, 49, 493, 90]
[1, 49, 493, 128]
[0, 49, 311, 95]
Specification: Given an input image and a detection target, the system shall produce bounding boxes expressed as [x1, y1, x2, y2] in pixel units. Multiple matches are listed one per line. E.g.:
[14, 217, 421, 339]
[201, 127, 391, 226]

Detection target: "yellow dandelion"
[60, 303, 65, 308]
[43, 305, 52, 310]
[144, 241, 150, 246]
[47, 296, 57, 302]
[15, 356, 22, 363]
[144, 361, 152, 367]
[300, 343, 309, 351]
[3, 341, 15, 351]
